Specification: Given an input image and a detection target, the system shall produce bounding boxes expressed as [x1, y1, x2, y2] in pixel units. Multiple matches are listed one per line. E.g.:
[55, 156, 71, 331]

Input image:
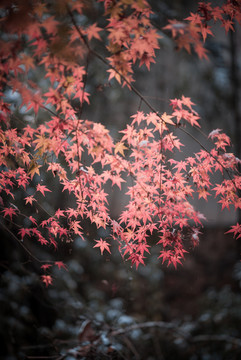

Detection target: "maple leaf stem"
[41, 104, 64, 119]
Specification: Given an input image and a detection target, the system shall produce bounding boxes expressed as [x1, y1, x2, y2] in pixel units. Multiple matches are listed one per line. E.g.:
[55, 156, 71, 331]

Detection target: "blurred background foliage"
[1, 229, 241, 359]
[1, 0, 241, 359]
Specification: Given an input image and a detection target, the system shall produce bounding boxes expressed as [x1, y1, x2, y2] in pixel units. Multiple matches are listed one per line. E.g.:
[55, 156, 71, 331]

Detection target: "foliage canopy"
[1, 0, 241, 285]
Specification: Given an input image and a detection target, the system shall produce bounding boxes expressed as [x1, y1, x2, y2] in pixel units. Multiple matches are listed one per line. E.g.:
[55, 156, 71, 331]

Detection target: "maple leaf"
[198, 188, 210, 200]
[175, 217, 188, 229]
[85, 23, 102, 41]
[25, 195, 36, 206]
[185, 12, 202, 25]
[136, 242, 150, 256]
[41, 16, 58, 35]
[66, 208, 78, 218]
[28, 160, 41, 179]
[222, 19, 234, 33]
[128, 252, 145, 269]
[181, 95, 195, 109]
[200, 25, 213, 41]
[218, 196, 231, 210]
[49, 236, 58, 250]
[158, 250, 172, 263]
[170, 160, 187, 173]
[208, 128, 222, 139]
[226, 223, 241, 239]
[41, 275, 53, 287]
[31, 228, 49, 245]
[111, 219, 122, 233]
[211, 7, 224, 22]
[107, 68, 122, 84]
[194, 42, 209, 59]
[163, 20, 186, 38]
[2, 207, 17, 220]
[20, 54, 35, 72]
[55, 261, 68, 270]
[70, 220, 82, 236]
[41, 264, 52, 271]
[29, 215, 37, 226]
[109, 173, 125, 189]
[55, 209, 65, 218]
[169, 254, 183, 269]
[33, 2, 46, 17]
[115, 142, 128, 156]
[161, 112, 175, 125]
[33, 134, 49, 152]
[36, 184, 51, 196]
[94, 238, 111, 255]
[18, 228, 31, 240]
[131, 111, 145, 125]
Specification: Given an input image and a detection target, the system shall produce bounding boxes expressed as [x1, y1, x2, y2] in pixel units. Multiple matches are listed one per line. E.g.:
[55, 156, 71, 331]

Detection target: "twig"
[0, 221, 51, 264]
[109, 321, 241, 349]
[110, 321, 183, 337]
[191, 334, 241, 347]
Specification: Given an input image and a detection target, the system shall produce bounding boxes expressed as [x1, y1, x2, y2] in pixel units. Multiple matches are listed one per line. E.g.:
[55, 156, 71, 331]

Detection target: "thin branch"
[110, 321, 183, 337]
[191, 334, 241, 347]
[23, 320, 241, 360]
[109, 321, 241, 348]
[26, 357, 58, 359]
[0, 221, 44, 263]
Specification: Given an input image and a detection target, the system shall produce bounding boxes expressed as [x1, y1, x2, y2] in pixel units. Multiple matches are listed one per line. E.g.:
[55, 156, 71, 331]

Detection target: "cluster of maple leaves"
[0, 0, 241, 285]
[164, 0, 241, 59]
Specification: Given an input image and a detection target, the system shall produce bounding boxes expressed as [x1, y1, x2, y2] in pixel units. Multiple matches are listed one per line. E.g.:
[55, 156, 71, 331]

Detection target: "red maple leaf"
[221, 19, 234, 33]
[29, 215, 37, 226]
[41, 264, 52, 271]
[18, 228, 31, 240]
[55, 261, 68, 270]
[226, 223, 241, 239]
[36, 184, 51, 196]
[2, 207, 17, 220]
[93, 238, 111, 255]
[41, 275, 53, 287]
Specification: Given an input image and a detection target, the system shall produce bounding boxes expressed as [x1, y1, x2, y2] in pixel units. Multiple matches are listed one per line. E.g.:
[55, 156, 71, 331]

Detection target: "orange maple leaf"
[114, 142, 128, 156]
